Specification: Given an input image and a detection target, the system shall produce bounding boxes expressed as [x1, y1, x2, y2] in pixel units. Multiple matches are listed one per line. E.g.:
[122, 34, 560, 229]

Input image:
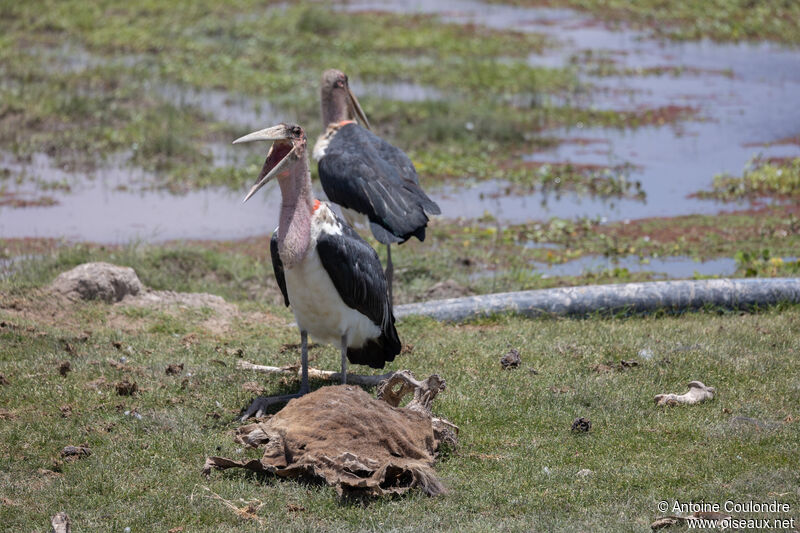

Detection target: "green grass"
[1, 250, 799, 531]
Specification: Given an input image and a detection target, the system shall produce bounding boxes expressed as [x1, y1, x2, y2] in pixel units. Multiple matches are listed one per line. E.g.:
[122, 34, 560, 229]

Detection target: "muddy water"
[0, 151, 294, 242]
[345, 0, 800, 222]
[2, 0, 800, 243]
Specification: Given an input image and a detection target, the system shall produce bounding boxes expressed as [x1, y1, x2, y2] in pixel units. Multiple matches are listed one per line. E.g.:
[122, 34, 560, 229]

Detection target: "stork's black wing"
[315, 220, 401, 368]
[270, 231, 289, 307]
[318, 123, 440, 244]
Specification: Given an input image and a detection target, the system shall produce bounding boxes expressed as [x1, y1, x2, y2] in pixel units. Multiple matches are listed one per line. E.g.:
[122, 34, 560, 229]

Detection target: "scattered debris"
[58, 361, 71, 377]
[224, 347, 244, 357]
[50, 262, 143, 303]
[166, 363, 184, 375]
[59, 405, 72, 418]
[619, 359, 639, 369]
[61, 445, 91, 461]
[205, 371, 457, 497]
[571, 417, 592, 432]
[0, 409, 18, 420]
[549, 386, 572, 394]
[0, 373, 9, 386]
[108, 359, 132, 371]
[115, 379, 138, 396]
[654, 381, 715, 406]
[50, 512, 71, 533]
[500, 348, 521, 370]
[198, 486, 265, 525]
[168, 527, 184, 533]
[286, 503, 306, 513]
[237, 359, 394, 387]
[576, 468, 593, 478]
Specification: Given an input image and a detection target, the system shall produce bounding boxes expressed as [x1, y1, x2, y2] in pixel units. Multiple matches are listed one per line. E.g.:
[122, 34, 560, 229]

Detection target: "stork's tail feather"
[346, 323, 401, 369]
[370, 222, 404, 245]
[421, 196, 441, 216]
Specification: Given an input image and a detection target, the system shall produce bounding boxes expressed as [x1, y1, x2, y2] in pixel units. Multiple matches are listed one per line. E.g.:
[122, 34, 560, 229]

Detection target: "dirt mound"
[205, 372, 457, 497]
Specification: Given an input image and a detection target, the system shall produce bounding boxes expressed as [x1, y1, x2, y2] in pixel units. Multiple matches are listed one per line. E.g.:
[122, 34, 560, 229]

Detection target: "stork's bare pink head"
[320, 69, 371, 130]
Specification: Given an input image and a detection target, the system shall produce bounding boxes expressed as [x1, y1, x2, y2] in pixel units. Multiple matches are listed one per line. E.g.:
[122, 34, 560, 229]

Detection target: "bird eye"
[292, 126, 301, 135]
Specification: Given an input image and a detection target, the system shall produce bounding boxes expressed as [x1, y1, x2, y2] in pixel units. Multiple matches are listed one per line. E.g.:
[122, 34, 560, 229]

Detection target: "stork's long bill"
[232, 124, 304, 203]
[346, 85, 371, 131]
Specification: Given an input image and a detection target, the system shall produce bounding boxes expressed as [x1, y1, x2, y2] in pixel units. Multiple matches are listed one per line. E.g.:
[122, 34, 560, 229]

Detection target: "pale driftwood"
[50, 512, 71, 533]
[654, 381, 715, 406]
[395, 278, 800, 322]
[236, 359, 394, 387]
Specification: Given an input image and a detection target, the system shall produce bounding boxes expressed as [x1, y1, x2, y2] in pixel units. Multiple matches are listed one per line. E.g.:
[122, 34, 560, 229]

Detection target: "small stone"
[571, 417, 592, 433]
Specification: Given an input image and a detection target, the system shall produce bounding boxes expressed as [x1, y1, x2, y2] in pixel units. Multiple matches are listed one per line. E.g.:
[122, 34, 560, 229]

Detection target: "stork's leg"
[299, 330, 309, 394]
[385, 244, 394, 304]
[340, 334, 348, 385]
[239, 330, 309, 421]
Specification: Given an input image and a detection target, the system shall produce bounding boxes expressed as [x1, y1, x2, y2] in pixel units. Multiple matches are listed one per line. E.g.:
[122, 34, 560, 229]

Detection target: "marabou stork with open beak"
[312, 69, 441, 303]
[234, 123, 401, 420]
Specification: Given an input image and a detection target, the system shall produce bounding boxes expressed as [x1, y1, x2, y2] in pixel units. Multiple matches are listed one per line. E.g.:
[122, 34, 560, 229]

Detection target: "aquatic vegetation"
[735, 249, 800, 278]
[697, 157, 800, 201]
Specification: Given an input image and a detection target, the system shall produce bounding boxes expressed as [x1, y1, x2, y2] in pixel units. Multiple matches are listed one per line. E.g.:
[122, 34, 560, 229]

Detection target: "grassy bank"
[1, 250, 799, 531]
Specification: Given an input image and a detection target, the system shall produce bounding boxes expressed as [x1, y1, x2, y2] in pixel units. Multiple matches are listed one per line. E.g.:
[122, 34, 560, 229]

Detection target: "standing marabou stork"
[234, 123, 401, 420]
[313, 69, 441, 302]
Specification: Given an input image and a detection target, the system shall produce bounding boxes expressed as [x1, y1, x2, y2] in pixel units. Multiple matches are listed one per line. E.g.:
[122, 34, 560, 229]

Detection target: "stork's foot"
[240, 390, 307, 421]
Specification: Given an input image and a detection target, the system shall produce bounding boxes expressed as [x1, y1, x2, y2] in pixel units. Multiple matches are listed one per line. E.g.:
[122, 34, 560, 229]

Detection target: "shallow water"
[2, 0, 799, 243]
[533, 255, 739, 279]
[345, 0, 800, 221]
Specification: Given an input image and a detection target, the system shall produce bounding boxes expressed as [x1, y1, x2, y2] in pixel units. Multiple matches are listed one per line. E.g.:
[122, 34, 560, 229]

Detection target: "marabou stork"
[234, 123, 401, 420]
[313, 69, 441, 302]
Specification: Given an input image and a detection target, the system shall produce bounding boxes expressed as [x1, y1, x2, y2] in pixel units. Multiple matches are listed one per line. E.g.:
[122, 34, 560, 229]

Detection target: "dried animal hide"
[204, 372, 457, 497]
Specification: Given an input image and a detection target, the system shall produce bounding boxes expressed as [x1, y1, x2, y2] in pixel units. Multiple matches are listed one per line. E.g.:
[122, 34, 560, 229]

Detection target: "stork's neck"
[321, 90, 351, 128]
[277, 158, 314, 269]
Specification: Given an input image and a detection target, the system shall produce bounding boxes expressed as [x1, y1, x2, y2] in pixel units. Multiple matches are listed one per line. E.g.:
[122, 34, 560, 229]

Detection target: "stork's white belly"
[284, 247, 380, 348]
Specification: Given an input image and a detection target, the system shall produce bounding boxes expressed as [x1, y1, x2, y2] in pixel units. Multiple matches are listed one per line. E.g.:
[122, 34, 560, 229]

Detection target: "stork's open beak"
[233, 125, 297, 203]
[347, 85, 371, 131]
